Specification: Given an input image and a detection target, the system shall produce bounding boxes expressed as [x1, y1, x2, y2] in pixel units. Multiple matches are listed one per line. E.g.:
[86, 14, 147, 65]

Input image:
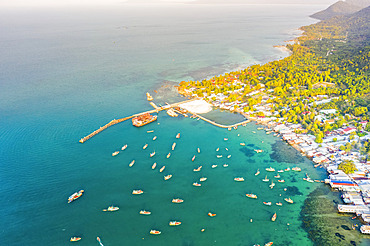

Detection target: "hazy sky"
[0, 0, 337, 7]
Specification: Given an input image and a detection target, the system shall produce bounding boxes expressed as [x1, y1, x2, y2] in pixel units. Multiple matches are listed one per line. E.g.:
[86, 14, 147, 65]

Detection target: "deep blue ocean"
[0, 3, 335, 245]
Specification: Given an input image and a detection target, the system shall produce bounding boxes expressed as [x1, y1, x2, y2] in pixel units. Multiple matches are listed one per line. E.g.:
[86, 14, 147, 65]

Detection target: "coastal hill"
[310, 0, 370, 20]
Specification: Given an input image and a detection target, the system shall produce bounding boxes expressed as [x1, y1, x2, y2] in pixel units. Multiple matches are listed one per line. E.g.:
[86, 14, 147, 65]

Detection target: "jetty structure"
[79, 97, 251, 143]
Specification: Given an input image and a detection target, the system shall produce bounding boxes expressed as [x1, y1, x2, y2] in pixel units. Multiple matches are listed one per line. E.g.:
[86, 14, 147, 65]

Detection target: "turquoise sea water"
[0, 4, 333, 245]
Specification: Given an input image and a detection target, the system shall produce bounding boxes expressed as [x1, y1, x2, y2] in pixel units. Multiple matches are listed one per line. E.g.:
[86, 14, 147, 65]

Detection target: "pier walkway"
[191, 112, 251, 129]
[79, 98, 196, 143]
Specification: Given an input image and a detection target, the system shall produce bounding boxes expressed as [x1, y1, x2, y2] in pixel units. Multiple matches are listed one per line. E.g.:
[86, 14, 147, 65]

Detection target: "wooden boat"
[193, 166, 202, 172]
[171, 142, 176, 151]
[68, 190, 84, 203]
[160, 166, 165, 172]
[271, 212, 277, 222]
[255, 169, 260, 176]
[70, 237, 81, 242]
[193, 182, 201, 187]
[172, 198, 184, 203]
[246, 193, 257, 199]
[132, 190, 144, 195]
[140, 210, 151, 215]
[284, 198, 293, 204]
[143, 144, 148, 149]
[102, 206, 119, 212]
[169, 221, 182, 226]
[176, 133, 180, 139]
[121, 144, 128, 151]
[164, 174, 172, 180]
[112, 151, 119, 156]
[234, 177, 244, 182]
[208, 212, 216, 217]
[192, 155, 196, 161]
[150, 230, 161, 235]
[129, 160, 135, 167]
[152, 162, 156, 169]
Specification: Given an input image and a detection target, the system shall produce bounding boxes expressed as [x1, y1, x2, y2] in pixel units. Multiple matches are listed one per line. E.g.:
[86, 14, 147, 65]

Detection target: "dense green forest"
[179, 6, 370, 141]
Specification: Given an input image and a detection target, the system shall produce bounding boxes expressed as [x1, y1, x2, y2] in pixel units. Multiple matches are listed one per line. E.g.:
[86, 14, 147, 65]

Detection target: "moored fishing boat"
[276, 202, 282, 206]
[208, 212, 216, 217]
[274, 174, 280, 178]
[217, 155, 222, 158]
[171, 142, 176, 151]
[152, 162, 157, 169]
[224, 138, 228, 141]
[172, 198, 184, 203]
[246, 193, 257, 199]
[271, 212, 277, 222]
[240, 142, 245, 146]
[284, 197, 293, 204]
[264, 242, 273, 246]
[97, 237, 103, 246]
[192, 155, 196, 161]
[223, 164, 228, 167]
[277, 169, 284, 173]
[292, 167, 301, 171]
[176, 133, 180, 139]
[285, 167, 291, 171]
[164, 174, 172, 180]
[102, 206, 119, 212]
[70, 237, 81, 242]
[212, 164, 217, 168]
[132, 113, 157, 127]
[68, 190, 84, 203]
[150, 151, 156, 157]
[193, 166, 202, 172]
[266, 167, 275, 172]
[234, 177, 244, 182]
[200, 177, 207, 182]
[112, 151, 119, 156]
[255, 169, 260, 176]
[197, 148, 200, 153]
[269, 181, 275, 189]
[216, 147, 219, 151]
[169, 221, 182, 226]
[263, 201, 272, 206]
[262, 176, 269, 182]
[143, 143, 148, 149]
[121, 144, 128, 151]
[140, 210, 151, 215]
[193, 182, 201, 187]
[132, 189, 144, 195]
[278, 179, 285, 183]
[160, 166, 165, 172]
[129, 160, 135, 167]
[167, 152, 171, 158]
[150, 230, 161, 235]
[227, 155, 231, 158]
[152, 136, 157, 141]
[254, 149, 263, 153]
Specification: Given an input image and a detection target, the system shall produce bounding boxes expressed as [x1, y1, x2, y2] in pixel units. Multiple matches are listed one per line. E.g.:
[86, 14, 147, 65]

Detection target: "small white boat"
[255, 169, 260, 176]
[167, 152, 171, 158]
[240, 143, 245, 146]
[224, 138, 228, 141]
[153, 136, 157, 141]
[152, 163, 156, 169]
[103, 206, 119, 212]
[212, 165, 217, 168]
[172, 142, 176, 151]
[176, 133, 180, 139]
[262, 175, 269, 182]
[227, 155, 231, 158]
[225, 148, 228, 151]
[164, 174, 172, 180]
[169, 221, 182, 226]
[266, 167, 275, 172]
[129, 160, 135, 167]
[216, 147, 219, 151]
[223, 164, 228, 167]
[192, 155, 196, 161]
[193, 166, 202, 172]
[121, 144, 128, 151]
[292, 167, 301, 172]
[150, 151, 156, 157]
[200, 177, 207, 182]
[143, 144, 148, 149]
[217, 155, 222, 158]
[234, 177, 244, 182]
[269, 181, 275, 189]
[112, 151, 119, 156]
[197, 148, 201, 153]
[140, 210, 151, 215]
[193, 182, 201, 187]
[160, 166, 165, 172]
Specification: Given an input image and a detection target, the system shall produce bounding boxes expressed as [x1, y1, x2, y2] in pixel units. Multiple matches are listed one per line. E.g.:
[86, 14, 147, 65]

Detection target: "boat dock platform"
[79, 98, 196, 143]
